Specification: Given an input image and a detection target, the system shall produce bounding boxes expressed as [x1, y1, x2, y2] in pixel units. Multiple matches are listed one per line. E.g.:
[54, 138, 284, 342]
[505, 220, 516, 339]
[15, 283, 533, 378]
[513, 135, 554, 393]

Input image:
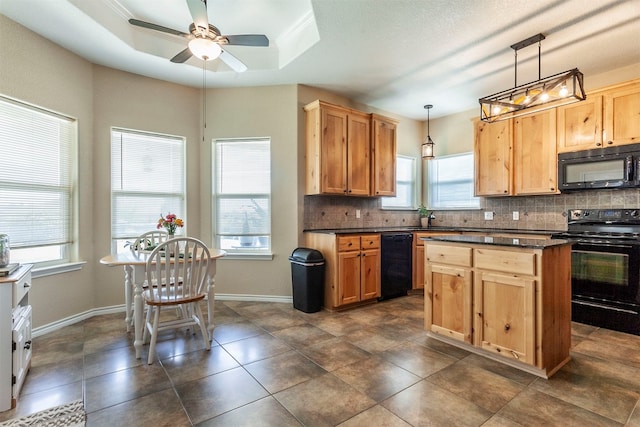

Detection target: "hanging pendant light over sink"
[479, 33, 586, 123]
[421, 104, 435, 159]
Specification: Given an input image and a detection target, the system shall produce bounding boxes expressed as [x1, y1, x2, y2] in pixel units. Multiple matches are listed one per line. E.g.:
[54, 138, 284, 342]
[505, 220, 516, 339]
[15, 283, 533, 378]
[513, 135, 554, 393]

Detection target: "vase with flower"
[157, 213, 184, 238]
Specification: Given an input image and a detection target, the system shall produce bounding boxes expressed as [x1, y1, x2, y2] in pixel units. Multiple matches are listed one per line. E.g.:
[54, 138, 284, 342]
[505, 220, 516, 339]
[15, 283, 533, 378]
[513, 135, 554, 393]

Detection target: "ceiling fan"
[128, 0, 269, 72]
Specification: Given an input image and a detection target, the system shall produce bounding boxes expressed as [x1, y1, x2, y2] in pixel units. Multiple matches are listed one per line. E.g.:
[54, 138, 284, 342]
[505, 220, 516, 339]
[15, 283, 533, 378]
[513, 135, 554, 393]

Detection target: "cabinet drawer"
[426, 245, 472, 267]
[13, 271, 31, 307]
[475, 248, 536, 276]
[338, 236, 361, 251]
[360, 234, 380, 250]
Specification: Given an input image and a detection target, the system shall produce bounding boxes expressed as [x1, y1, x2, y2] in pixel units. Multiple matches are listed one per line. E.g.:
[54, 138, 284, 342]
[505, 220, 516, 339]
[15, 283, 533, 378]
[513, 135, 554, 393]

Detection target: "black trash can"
[289, 247, 325, 313]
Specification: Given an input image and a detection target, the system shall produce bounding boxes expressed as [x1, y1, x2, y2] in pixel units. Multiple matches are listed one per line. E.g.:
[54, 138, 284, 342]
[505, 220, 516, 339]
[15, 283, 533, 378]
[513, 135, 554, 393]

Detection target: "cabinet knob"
[608, 141, 613, 145]
[24, 340, 32, 350]
[504, 323, 511, 332]
[596, 142, 602, 146]
[24, 283, 31, 289]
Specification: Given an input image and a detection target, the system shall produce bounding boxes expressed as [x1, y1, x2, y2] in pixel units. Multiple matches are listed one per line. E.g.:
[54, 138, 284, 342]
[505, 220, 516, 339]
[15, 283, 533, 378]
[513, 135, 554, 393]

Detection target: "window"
[213, 138, 271, 254]
[381, 155, 416, 209]
[0, 96, 75, 266]
[427, 152, 480, 209]
[111, 128, 185, 252]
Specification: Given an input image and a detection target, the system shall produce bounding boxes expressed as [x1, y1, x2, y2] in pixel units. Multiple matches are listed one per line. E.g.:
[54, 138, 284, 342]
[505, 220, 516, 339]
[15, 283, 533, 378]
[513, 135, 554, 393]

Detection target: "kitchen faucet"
[427, 212, 435, 228]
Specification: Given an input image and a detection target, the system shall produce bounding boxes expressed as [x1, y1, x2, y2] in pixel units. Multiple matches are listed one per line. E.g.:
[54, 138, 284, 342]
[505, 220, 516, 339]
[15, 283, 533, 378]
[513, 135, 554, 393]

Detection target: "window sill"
[220, 252, 274, 261]
[32, 261, 86, 279]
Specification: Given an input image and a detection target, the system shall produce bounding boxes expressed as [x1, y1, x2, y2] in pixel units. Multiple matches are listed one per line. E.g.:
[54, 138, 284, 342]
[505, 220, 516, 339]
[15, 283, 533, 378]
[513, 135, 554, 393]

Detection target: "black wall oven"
[553, 209, 640, 335]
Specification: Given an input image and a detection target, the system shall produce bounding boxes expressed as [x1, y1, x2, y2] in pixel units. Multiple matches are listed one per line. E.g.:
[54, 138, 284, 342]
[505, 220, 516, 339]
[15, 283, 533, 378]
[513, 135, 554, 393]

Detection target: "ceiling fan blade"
[170, 47, 194, 63]
[225, 34, 269, 47]
[186, 0, 208, 34]
[128, 18, 190, 38]
[219, 49, 248, 73]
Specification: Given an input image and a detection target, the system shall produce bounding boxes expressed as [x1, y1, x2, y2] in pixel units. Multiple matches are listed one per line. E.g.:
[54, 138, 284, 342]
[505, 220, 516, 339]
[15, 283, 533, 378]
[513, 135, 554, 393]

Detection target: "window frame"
[110, 127, 186, 253]
[212, 137, 272, 258]
[0, 95, 77, 269]
[427, 152, 480, 210]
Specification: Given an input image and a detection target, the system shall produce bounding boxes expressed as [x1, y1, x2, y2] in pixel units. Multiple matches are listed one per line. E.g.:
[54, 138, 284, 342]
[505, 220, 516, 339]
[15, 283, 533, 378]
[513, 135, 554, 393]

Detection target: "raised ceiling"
[1, 0, 639, 119]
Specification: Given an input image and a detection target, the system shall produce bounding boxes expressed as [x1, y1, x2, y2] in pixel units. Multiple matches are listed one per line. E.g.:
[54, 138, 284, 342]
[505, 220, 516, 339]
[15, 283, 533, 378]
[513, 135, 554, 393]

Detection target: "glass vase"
[0, 234, 9, 267]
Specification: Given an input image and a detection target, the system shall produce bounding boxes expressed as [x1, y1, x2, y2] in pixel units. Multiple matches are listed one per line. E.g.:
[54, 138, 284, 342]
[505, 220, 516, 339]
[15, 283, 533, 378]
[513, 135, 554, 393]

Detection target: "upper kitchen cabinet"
[603, 80, 640, 147]
[304, 100, 371, 196]
[513, 109, 559, 195]
[371, 114, 398, 196]
[474, 119, 513, 196]
[557, 95, 603, 153]
[557, 79, 640, 152]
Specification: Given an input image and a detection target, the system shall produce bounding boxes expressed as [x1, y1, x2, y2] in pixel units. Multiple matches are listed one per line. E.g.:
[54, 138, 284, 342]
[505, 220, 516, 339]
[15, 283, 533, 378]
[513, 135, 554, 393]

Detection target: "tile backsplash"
[304, 189, 640, 232]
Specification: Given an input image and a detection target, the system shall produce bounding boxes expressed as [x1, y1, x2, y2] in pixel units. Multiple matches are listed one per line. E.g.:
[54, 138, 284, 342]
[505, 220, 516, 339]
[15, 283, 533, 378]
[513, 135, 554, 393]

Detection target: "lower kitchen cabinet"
[412, 231, 461, 290]
[305, 232, 380, 310]
[423, 239, 571, 378]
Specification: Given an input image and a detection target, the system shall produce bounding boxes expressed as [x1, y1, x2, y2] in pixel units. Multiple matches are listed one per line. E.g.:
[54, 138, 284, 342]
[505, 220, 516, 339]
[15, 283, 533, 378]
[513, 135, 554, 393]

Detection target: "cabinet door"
[371, 116, 397, 196]
[414, 244, 425, 290]
[338, 250, 361, 305]
[514, 110, 558, 195]
[474, 120, 512, 196]
[347, 112, 371, 195]
[604, 82, 640, 146]
[320, 106, 348, 194]
[557, 95, 603, 152]
[474, 271, 535, 364]
[425, 264, 472, 343]
[360, 248, 380, 300]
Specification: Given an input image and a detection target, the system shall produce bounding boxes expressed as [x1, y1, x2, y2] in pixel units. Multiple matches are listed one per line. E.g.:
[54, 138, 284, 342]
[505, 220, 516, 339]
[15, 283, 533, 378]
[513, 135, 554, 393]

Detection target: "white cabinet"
[0, 264, 32, 411]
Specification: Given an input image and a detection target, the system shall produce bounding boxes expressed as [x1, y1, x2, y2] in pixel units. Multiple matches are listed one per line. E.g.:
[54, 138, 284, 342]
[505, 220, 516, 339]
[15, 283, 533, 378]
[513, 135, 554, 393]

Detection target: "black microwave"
[558, 143, 640, 192]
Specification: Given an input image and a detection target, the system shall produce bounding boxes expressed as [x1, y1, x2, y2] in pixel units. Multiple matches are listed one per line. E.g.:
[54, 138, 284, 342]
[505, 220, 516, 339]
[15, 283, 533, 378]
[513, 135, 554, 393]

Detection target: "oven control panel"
[569, 209, 640, 223]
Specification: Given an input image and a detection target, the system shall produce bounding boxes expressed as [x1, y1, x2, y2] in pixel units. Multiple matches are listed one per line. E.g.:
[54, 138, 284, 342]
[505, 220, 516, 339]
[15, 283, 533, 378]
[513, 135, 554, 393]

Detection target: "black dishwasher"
[380, 233, 413, 300]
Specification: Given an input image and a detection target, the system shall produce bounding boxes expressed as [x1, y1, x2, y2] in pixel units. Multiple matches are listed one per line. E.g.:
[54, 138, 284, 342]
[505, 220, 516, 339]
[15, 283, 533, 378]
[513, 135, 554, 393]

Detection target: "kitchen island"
[422, 235, 572, 378]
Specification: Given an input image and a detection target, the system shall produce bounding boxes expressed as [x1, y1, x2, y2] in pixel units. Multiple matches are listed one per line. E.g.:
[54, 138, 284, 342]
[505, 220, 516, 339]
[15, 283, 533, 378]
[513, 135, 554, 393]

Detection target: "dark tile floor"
[2, 294, 640, 426]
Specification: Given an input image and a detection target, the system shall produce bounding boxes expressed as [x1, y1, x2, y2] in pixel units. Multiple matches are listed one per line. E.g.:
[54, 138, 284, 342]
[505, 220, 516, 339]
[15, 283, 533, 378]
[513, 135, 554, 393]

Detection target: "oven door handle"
[575, 242, 635, 249]
[573, 299, 639, 315]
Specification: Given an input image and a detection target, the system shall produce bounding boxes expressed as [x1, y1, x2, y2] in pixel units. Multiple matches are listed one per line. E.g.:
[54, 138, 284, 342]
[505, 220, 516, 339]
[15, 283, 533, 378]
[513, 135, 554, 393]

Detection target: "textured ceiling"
[1, 0, 639, 120]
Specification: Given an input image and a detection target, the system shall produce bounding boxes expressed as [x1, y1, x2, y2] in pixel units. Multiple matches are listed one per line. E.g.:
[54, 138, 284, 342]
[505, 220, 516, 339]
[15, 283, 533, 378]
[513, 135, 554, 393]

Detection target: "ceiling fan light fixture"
[188, 37, 222, 61]
[479, 34, 586, 123]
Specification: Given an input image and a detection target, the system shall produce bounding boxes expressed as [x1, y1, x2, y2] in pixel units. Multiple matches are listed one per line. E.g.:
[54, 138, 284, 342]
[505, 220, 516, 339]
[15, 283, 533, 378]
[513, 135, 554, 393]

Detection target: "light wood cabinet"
[513, 110, 558, 195]
[474, 119, 513, 196]
[603, 81, 640, 147]
[424, 240, 571, 378]
[305, 100, 397, 197]
[305, 100, 371, 196]
[557, 79, 640, 152]
[412, 231, 461, 290]
[371, 114, 397, 196]
[305, 232, 380, 310]
[557, 95, 603, 153]
[424, 245, 473, 343]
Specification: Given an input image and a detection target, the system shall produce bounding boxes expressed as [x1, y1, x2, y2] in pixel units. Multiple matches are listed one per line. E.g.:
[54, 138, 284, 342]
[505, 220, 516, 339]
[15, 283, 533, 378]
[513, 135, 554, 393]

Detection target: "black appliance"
[552, 209, 640, 335]
[558, 142, 640, 192]
[380, 233, 413, 300]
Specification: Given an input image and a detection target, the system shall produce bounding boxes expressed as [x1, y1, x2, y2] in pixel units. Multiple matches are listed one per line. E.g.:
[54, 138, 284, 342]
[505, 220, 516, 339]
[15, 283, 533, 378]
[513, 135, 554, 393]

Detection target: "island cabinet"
[424, 238, 572, 378]
[304, 100, 371, 196]
[305, 232, 380, 310]
[412, 231, 461, 290]
[557, 79, 640, 152]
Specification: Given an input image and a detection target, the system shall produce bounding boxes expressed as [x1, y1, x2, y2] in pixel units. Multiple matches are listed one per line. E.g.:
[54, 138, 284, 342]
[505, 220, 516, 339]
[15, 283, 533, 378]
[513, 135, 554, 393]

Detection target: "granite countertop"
[304, 226, 561, 235]
[422, 234, 571, 249]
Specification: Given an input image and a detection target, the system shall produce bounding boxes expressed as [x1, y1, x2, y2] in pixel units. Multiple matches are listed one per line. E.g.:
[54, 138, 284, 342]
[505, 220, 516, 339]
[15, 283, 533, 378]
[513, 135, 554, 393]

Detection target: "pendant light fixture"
[479, 33, 586, 123]
[422, 104, 435, 159]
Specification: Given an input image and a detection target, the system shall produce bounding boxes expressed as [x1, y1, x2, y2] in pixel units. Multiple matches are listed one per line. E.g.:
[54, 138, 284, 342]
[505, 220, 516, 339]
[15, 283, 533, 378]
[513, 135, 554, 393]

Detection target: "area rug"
[0, 400, 85, 427]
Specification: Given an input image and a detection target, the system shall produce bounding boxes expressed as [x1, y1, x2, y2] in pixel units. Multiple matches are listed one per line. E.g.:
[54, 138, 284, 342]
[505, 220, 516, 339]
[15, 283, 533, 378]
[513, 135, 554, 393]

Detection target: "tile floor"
[2, 294, 640, 426]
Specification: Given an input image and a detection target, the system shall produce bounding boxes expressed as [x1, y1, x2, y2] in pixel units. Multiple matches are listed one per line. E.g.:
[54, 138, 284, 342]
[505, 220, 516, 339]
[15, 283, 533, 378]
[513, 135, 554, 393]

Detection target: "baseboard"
[32, 294, 293, 337]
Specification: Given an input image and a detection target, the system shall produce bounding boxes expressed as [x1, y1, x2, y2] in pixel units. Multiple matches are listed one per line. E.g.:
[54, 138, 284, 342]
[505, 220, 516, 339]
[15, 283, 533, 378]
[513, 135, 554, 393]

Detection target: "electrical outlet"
[484, 211, 494, 220]
[513, 211, 519, 220]
[356, 209, 361, 219]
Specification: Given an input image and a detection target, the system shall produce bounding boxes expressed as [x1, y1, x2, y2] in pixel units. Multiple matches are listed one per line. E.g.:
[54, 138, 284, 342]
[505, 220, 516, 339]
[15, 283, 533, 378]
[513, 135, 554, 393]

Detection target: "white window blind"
[0, 96, 74, 261]
[381, 155, 416, 209]
[213, 138, 271, 252]
[111, 128, 185, 241]
[428, 152, 480, 209]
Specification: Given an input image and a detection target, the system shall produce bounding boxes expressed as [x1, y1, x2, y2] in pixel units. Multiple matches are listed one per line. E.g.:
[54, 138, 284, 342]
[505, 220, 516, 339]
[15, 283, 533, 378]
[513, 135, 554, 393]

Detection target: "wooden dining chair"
[142, 237, 211, 364]
[124, 230, 170, 329]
